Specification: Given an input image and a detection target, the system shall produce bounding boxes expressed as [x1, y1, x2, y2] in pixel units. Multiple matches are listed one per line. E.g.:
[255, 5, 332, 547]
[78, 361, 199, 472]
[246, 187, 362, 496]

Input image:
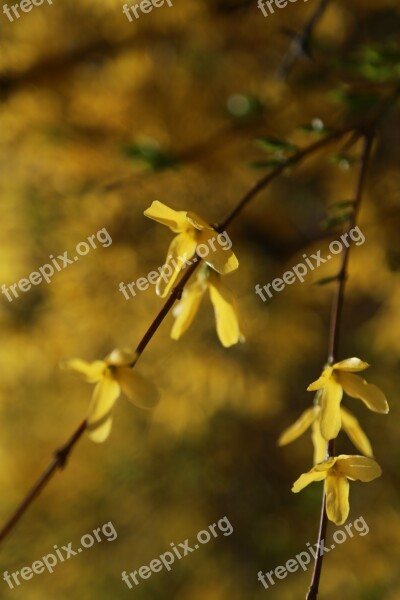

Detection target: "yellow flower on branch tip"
[171, 270, 244, 348]
[278, 405, 373, 464]
[292, 455, 382, 525]
[144, 200, 239, 297]
[62, 348, 160, 443]
[307, 357, 389, 441]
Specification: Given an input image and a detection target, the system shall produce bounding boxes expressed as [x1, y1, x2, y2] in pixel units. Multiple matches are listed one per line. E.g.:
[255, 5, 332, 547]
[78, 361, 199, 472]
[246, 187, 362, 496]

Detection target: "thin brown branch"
[0, 420, 87, 543]
[218, 126, 352, 230]
[305, 133, 374, 600]
[305, 436, 335, 600]
[327, 134, 374, 364]
[277, 0, 330, 80]
[135, 260, 200, 358]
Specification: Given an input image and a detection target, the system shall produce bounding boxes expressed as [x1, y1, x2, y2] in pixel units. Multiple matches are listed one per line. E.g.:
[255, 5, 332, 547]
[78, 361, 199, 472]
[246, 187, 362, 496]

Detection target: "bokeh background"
[1, 0, 400, 598]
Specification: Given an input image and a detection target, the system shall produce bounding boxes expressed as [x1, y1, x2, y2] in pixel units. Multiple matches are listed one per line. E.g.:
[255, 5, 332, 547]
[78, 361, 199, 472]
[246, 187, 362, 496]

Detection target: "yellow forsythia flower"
[307, 358, 388, 441]
[63, 349, 159, 443]
[171, 270, 244, 348]
[278, 405, 373, 464]
[144, 201, 239, 297]
[292, 455, 382, 525]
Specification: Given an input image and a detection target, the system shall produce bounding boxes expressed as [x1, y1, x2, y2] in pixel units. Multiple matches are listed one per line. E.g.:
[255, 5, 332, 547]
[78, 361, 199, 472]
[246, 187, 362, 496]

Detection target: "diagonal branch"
[0, 420, 87, 543]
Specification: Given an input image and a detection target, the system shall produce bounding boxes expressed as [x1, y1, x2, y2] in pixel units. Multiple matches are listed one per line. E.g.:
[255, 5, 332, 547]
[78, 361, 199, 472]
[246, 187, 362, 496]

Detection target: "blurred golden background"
[0, 0, 400, 598]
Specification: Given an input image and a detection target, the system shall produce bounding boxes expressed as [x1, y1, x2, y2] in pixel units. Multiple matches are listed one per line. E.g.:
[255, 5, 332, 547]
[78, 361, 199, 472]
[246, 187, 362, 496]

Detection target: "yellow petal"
[314, 457, 337, 470]
[278, 407, 316, 446]
[311, 417, 328, 465]
[307, 367, 333, 391]
[340, 407, 373, 457]
[319, 376, 343, 440]
[88, 416, 113, 444]
[144, 201, 188, 233]
[62, 359, 106, 383]
[335, 455, 382, 482]
[186, 211, 213, 231]
[337, 372, 389, 414]
[87, 376, 120, 443]
[105, 348, 137, 367]
[325, 473, 349, 525]
[208, 275, 242, 348]
[198, 230, 239, 274]
[115, 367, 160, 410]
[156, 232, 197, 298]
[333, 357, 370, 372]
[171, 279, 206, 340]
[291, 458, 336, 493]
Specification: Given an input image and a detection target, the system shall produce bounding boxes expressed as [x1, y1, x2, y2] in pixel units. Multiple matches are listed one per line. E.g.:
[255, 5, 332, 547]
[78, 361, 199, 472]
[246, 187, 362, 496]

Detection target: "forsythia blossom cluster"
[279, 358, 388, 524]
[63, 201, 242, 442]
[144, 201, 242, 347]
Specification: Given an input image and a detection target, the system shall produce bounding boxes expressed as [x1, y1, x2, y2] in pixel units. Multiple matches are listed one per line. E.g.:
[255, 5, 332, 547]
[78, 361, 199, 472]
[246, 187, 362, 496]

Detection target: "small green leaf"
[314, 275, 339, 286]
[249, 159, 286, 169]
[329, 89, 381, 114]
[328, 200, 356, 211]
[322, 212, 353, 230]
[335, 44, 400, 83]
[122, 143, 180, 171]
[255, 136, 297, 153]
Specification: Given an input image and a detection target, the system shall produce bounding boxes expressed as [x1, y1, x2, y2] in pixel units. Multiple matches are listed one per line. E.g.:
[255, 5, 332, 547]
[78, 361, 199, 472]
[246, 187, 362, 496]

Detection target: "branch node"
[54, 447, 69, 470]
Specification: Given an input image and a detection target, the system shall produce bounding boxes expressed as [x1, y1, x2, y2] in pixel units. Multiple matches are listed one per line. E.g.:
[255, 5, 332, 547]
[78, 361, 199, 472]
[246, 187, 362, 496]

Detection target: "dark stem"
[135, 259, 200, 357]
[305, 133, 374, 600]
[218, 127, 350, 231]
[0, 127, 353, 545]
[277, 0, 330, 79]
[306, 438, 335, 600]
[0, 420, 87, 543]
[327, 134, 374, 364]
